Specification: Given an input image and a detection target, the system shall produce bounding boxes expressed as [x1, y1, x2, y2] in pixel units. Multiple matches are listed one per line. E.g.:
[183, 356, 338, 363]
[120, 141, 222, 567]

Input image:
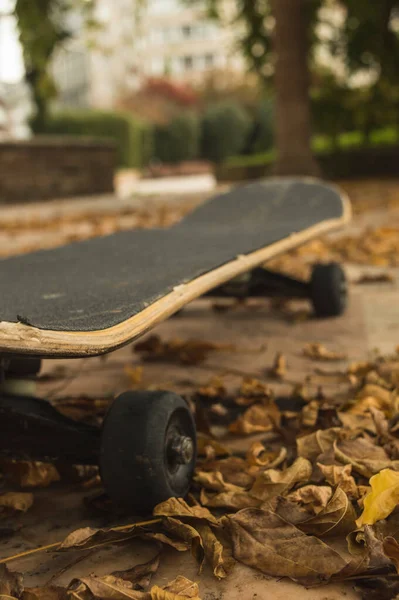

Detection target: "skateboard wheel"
[310, 262, 347, 318]
[100, 390, 197, 513]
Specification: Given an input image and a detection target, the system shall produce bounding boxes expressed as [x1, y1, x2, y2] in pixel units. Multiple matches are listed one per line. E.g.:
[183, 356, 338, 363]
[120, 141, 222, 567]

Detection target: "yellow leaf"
[356, 469, 399, 527]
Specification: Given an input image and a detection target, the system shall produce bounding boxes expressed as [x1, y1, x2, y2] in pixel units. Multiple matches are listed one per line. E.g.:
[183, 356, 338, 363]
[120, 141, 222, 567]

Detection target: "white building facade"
[52, 0, 245, 110]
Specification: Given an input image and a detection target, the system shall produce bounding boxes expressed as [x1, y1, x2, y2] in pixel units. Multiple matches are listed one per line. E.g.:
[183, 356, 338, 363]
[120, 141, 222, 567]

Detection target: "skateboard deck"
[0, 178, 350, 358]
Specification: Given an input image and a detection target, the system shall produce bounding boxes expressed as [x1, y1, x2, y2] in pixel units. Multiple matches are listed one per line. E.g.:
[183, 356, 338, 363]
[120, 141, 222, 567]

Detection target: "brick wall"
[0, 137, 116, 203]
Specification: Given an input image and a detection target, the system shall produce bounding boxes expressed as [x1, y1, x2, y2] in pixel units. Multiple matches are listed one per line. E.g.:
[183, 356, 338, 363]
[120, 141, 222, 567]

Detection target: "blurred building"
[0, 81, 31, 139]
[52, 0, 244, 110]
[141, 0, 243, 82]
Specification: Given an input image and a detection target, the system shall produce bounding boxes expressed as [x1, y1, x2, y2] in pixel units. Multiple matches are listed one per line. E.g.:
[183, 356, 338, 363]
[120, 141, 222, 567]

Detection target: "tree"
[198, 0, 322, 175]
[338, 0, 399, 140]
[271, 0, 320, 175]
[14, 0, 96, 129]
[14, 0, 71, 129]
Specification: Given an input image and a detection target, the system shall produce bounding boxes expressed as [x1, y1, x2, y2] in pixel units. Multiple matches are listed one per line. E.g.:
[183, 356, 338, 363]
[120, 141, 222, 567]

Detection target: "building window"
[150, 57, 165, 75]
[183, 56, 194, 70]
[182, 25, 193, 38]
[204, 53, 215, 68]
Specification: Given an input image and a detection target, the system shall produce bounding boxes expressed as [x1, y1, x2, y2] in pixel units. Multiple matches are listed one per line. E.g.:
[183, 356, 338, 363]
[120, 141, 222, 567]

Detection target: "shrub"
[201, 102, 252, 163]
[154, 112, 199, 164]
[32, 109, 152, 168]
[245, 99, 274, 155]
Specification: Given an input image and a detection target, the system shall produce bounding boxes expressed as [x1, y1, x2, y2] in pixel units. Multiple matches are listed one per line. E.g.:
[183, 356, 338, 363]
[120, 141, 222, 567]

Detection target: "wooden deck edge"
[0, 183, 351, 358]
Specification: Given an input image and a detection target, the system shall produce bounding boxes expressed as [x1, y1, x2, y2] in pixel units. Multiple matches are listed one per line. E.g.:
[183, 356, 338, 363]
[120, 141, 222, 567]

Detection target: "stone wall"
[0, 137, 116, 203]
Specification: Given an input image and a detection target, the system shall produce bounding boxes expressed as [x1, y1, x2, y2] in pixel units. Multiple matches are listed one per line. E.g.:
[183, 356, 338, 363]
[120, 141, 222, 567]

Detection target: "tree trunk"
[271, 0, 320, 176]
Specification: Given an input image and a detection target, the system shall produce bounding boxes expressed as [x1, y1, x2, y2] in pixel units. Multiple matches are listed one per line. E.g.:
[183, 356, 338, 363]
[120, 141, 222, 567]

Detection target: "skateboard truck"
[207, 262, 348, 318]
[0, 360, 196, 513]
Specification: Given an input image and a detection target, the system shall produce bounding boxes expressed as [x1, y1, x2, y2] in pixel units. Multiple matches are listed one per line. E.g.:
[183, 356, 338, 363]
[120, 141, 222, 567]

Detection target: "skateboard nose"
[168, 435, 195, 465]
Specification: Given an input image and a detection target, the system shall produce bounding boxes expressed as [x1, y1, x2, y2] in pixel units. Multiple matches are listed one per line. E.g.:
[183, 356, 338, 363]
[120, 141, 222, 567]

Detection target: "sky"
[0, 0, 24, 84]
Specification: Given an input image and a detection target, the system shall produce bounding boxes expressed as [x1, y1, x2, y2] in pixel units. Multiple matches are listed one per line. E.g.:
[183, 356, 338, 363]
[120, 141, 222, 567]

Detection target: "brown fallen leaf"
[226, 508, 347, 584]
[58, 522, 187, 554]
[200, 489, 260, 511]
[134, 335, 233, 365]
[153, 497, 218, 525]
[268, 352, 286, 379]
[382, 536, 399, 572]
[1, 460, 60, 488]
[287, 485, 332, 514]
[125, 366, 144, 386]
[238, 378, 271, 401]
[67, 573, 145, 599]
[199, 457, 254, 488]
[0, 564, 24, 598]
[228, 402, 280, 435]
[246, 443, 287, 469]
[355, 272, 394, 284]
[112, 554, 160, 591]
[297, 427, 341, 462]
[298, 487, 356, 536]
[334, 437, 399, 478]
[317, 463, 359, 499]
[193, 471, 244, 494]
[303, 343, 347, 362]
[301, 400, 319, 428]
[196, 435, 230, 460]
[151, 576, 201, 599]
[0, 492, 34, 518]
[22, 587, 67, 600]
[250, 457, 312, 502]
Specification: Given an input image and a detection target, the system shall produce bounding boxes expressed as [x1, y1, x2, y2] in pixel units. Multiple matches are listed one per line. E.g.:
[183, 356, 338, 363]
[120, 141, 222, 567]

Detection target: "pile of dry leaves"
[4, 344, 399, 598]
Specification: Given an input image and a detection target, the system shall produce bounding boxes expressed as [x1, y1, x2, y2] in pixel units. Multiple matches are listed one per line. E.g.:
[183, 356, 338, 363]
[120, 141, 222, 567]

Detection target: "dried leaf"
[356, 272, 394, 284]
[317, 463, 359, 499]
[228, 402, 280, 435]
[150, 576, 201, 599]
[0, 564, 24, 598]
[68, 573, 146, 599]
[287, 485, 332, 514]
[112, 554, 160, 590]
[134, 335, 233, 365]
[334, 438, 399, 478]
[269, 352, 286, 379]
[200, 457, 254, 488]
[250, 457, 312, 502]
[298, 487, 356, 536]
[382, 536, 399, 572]
[356, 469, 399, 527]
[301, 400, 319, 428]
[297, 428, 341, 462]
[193, 471, 243, 493]
[303, 343, 347, 362]
[200, 489, 259, 511]
[22, 587, 67, 600]
[125, 366, 143, 386]
[246, 443, 287, 469]
[59, 524, 149, 552]
[226, 508, 347, 584]
[153, 497, 218, 525]
[196, 436, 230, 460]
[0, 492, 34, 517]
[1, 460, 60, 488]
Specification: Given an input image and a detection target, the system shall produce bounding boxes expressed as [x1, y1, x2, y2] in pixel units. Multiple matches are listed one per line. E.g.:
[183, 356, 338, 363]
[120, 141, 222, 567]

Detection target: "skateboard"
[0, 177, 351, 512]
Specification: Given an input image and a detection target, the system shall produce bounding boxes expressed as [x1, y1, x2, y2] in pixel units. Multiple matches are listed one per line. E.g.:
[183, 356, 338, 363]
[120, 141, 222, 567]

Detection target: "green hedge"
[154, 112, 199, 164]
[201, 102, 252, 164]
[32, 110, 152, 168]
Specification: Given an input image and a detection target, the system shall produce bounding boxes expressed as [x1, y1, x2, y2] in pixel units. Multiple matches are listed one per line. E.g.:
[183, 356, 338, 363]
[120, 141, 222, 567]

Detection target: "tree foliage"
[14, 0, 71, 128]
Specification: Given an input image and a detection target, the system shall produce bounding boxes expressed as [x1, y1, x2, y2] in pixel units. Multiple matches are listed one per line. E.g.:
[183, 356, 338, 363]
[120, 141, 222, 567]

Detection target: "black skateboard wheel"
[310, 262, 347, 318]
[100, 390, 197, 513]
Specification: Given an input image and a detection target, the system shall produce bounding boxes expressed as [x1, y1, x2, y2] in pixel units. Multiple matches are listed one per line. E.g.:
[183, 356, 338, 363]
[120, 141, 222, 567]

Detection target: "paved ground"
[1, 181, 399, 598]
